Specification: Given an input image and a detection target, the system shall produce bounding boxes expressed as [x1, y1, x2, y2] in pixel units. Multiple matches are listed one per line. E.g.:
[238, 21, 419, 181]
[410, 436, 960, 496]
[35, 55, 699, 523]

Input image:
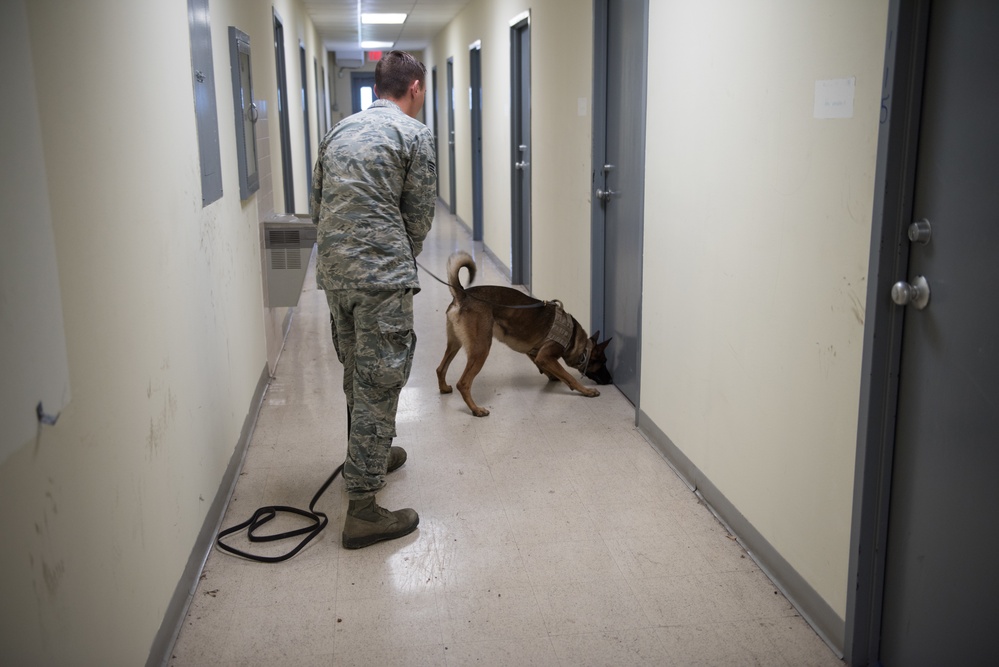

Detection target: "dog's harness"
[545, 301, 574, 349]
[575, 334, 593, 375]
[528, 301, 572, 356]
[529, 301, 591, 375]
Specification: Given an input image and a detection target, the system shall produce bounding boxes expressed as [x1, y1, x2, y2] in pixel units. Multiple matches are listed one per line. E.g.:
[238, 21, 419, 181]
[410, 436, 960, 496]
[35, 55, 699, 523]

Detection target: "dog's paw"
[471, 406, 490, 417]
[440, 384, 453, 394]
[581, 388, 600, 397]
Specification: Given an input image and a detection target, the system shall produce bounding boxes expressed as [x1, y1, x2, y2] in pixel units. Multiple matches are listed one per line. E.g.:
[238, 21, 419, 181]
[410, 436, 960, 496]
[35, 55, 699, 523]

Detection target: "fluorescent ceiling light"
[362, 41, 394, 49]
[361, 13, 406, 24]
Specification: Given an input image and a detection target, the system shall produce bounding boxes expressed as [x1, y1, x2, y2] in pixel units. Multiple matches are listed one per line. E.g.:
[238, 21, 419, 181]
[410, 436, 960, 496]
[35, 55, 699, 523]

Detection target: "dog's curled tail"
[447, 250, 476, 300]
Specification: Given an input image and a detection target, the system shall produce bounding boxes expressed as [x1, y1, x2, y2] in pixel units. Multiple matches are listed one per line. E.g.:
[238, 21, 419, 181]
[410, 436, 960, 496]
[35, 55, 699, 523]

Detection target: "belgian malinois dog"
[436, 250, 613, 417]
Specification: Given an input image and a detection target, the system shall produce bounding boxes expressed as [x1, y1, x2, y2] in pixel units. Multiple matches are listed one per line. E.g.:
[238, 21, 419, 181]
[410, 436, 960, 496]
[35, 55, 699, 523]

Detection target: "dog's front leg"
[528, 351, 560, 382]
[534, 348, 600, 397]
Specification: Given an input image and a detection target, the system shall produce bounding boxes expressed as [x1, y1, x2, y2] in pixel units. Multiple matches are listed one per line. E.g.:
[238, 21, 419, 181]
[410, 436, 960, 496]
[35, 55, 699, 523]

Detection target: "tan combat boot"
[342, 496, 419, 549]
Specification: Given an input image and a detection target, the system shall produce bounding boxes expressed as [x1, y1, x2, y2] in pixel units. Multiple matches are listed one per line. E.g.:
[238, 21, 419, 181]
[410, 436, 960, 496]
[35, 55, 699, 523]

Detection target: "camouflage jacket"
[310, 99, 437, 291]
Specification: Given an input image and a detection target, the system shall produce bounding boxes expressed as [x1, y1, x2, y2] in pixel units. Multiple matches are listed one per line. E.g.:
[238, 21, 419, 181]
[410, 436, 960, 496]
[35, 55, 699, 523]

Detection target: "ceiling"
[303, 0, 473, 53]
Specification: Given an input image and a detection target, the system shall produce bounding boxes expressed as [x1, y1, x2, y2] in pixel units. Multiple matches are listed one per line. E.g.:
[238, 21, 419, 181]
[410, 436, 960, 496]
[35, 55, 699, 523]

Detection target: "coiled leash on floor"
[216, 401, 353, 562]
[215, 463, 343, 563]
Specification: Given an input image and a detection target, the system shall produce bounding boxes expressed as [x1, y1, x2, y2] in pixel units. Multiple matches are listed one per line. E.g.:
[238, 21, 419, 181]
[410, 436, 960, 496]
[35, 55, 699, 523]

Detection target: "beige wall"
[641, 0, 888, 618]
[425, 0, 595, 321]
[0, 0, 324, 663]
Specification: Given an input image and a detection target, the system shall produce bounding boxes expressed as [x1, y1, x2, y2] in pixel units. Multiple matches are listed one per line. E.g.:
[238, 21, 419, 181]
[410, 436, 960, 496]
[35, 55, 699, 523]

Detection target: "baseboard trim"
[146, 362, 271, 667]
[637, 409, 846, 658]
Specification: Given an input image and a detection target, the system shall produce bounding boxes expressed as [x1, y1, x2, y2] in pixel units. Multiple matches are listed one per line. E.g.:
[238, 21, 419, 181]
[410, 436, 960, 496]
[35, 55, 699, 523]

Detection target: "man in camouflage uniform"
[310, 51, 437, 549]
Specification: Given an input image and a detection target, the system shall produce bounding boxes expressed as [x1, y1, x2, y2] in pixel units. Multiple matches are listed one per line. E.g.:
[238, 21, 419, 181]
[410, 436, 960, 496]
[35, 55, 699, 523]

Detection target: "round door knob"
[596, 188, 618, 200]
[891, 275, 930, 310]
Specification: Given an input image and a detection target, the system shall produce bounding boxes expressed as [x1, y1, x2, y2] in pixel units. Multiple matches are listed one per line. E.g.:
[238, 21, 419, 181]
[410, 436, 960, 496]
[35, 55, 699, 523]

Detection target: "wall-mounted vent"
[268, 229, 301, 246]
[269, 248, 302, 270]
[262, 220, 316, 307]
[267, 229, 304, 270]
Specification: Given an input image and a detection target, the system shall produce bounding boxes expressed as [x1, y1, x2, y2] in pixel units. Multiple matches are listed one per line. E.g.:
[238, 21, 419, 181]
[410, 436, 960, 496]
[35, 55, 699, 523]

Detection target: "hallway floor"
[169, 204, 842, 666]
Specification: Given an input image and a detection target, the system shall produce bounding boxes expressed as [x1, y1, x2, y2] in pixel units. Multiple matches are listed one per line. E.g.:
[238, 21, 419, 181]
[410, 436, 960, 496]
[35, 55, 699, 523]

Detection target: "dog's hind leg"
[436, 319, 462, 394]
[455, 332, 493, 417]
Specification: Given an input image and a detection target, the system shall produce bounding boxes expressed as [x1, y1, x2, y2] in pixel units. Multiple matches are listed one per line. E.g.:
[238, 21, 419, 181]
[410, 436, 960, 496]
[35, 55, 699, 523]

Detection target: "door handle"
[596, 188, 618, 201]
[908, 218, 932, 244]
[515, 161, 530, 170]
[891, 275, 930, 310]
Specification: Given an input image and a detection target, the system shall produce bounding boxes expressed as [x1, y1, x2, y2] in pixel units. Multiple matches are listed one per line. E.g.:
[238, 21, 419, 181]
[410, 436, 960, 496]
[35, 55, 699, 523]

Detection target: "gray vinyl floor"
[169, 202, 842, 666]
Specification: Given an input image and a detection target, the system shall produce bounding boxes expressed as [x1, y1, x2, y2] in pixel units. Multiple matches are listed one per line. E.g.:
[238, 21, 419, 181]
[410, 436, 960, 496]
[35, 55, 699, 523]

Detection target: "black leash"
[215, 463, 343, 563]
[217, 387, 354, 562]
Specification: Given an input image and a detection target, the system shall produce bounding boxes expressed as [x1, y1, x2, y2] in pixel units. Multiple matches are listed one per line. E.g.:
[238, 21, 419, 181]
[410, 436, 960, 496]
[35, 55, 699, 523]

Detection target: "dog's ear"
[590, 330, 601, 343]
[595, 338, 612, 353]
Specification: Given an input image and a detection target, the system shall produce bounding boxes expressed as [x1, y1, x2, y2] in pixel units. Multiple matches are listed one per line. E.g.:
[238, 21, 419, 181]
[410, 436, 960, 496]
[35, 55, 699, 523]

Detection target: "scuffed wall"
[0, 0, 323, 663]
[641, 0, 889, 619]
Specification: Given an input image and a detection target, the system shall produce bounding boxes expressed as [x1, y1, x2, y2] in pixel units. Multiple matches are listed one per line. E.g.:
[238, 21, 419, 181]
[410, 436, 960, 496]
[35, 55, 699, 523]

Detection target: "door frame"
[446, 57, 456, 215]
[299, 42, 312, 204]
[510, 12, 531, 288]
[273, 10, 294, 213]
[314, 57, 323, 141]
[469, 41, 484, 241]
[845, 0, 930, 663]
[589, 0, 610, 339]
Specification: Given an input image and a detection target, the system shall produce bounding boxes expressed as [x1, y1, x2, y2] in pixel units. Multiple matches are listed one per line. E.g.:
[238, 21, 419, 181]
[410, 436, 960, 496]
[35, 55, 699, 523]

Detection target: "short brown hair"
[375, 50, 427, 99]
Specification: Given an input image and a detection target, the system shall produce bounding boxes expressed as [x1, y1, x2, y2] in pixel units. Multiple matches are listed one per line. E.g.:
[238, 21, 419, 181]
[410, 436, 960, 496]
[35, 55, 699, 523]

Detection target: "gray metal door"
[592, 0, 647, 406]
[511, 17, 531, 288]
[879, 2, 999, 662]
[446, 58, 456, 215]
[350, 72, 376, 113]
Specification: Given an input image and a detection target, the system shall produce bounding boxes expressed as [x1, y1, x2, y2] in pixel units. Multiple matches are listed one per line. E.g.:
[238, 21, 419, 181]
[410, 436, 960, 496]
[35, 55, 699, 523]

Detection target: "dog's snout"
[588, 368, 613, 385]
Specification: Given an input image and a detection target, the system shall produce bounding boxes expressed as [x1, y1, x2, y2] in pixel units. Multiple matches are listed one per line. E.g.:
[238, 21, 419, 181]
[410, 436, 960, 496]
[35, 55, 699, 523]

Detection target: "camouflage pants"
[326, 289, 416, 499]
